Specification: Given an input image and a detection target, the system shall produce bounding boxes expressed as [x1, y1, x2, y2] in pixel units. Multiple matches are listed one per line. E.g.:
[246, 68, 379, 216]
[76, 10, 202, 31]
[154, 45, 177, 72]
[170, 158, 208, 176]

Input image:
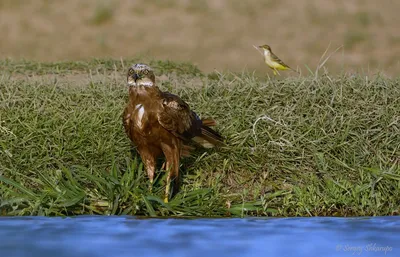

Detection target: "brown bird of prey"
[123, 63, 224, 203]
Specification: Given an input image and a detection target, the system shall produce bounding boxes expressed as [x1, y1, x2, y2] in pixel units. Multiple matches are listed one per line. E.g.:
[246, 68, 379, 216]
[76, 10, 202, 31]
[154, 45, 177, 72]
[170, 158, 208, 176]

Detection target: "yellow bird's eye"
[128, 69, 134, 75]
[143, 69, 149, 75]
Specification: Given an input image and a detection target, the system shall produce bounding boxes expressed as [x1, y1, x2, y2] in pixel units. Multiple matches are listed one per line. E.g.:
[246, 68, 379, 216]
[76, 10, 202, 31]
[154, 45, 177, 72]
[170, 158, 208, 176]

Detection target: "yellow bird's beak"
[253, 45, 264, 56]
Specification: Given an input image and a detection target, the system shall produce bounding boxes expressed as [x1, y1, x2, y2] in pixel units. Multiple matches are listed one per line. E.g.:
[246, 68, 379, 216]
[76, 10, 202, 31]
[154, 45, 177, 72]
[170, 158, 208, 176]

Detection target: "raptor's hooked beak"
[128, 72, 139, 86]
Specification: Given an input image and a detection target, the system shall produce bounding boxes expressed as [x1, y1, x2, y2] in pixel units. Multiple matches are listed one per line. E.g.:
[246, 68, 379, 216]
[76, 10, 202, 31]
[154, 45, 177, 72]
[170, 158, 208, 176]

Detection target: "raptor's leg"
[161, 143, 180, 203]
[164, 160, 172, 203]
[140, 150, 156, 193]
[170, 147, 180, 199]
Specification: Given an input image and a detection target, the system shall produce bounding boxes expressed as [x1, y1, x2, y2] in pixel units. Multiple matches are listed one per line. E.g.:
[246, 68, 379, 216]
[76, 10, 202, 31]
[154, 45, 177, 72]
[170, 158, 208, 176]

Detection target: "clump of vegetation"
[356, 11, 371, 27]
[90, 2, 114, 25]
[0, 60, 399, 217]
[344, 30, 369, 50]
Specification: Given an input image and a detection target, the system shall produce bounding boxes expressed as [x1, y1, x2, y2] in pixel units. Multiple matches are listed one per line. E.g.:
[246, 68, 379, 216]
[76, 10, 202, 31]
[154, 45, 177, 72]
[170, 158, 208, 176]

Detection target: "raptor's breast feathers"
[157, 92, 224, 149]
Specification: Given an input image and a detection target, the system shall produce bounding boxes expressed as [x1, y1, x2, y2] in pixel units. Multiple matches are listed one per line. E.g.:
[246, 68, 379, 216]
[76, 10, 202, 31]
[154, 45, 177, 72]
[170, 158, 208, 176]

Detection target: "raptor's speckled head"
[127, 63, 156, 87]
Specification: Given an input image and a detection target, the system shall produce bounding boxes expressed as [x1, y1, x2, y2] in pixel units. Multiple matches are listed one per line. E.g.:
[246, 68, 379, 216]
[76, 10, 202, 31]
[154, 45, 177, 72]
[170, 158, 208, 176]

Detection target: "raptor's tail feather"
[201, 118, 217, 127]
[192, 119, 225, 148]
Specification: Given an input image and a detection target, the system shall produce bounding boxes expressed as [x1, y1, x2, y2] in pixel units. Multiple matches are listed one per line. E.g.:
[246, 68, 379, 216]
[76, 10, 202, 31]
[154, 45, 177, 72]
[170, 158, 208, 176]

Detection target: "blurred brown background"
[1, 0, 399, 75]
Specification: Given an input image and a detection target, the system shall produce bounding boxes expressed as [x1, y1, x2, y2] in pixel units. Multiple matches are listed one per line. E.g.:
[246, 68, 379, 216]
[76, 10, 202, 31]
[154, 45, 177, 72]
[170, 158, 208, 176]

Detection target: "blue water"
[0, 216, 398, 257]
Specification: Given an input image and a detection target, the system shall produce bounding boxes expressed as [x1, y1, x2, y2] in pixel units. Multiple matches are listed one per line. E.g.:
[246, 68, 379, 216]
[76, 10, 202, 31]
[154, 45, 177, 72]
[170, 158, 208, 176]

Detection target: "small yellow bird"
[254, 44, 298, 75]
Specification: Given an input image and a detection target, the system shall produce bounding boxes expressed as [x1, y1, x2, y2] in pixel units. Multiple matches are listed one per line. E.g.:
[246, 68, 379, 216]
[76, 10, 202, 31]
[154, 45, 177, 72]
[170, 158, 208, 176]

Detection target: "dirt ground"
[1, 0, 399, 76]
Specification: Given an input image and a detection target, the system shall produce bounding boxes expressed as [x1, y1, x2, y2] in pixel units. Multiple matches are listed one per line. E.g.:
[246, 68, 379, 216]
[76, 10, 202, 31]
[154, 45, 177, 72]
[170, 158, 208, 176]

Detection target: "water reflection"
[0, 216, 398, 257]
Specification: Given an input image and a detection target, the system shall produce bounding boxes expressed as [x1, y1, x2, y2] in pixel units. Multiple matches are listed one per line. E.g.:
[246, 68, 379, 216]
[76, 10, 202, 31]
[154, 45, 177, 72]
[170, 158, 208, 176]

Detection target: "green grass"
[89, 2, 114, 25]
[344, 30, 369, 50]
[0, 58, 202, 77]
[1, 59, 399, 217]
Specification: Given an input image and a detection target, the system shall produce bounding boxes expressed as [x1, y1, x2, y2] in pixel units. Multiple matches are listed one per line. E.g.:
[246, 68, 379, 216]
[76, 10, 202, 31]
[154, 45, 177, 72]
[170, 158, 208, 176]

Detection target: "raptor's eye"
[128, 69, 134, 75]
[143, 69, 149, 75]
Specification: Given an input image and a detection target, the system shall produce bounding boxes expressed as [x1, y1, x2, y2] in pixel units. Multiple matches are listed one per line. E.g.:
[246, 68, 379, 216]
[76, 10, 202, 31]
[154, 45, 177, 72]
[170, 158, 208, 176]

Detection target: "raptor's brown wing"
[157, 92, 202, 141]
[157, 91, 224, 151]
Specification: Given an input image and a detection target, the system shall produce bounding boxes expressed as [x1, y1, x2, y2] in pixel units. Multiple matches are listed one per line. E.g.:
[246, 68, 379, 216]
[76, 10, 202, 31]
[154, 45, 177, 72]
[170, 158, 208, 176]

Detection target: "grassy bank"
[1, 59, 399, 217]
